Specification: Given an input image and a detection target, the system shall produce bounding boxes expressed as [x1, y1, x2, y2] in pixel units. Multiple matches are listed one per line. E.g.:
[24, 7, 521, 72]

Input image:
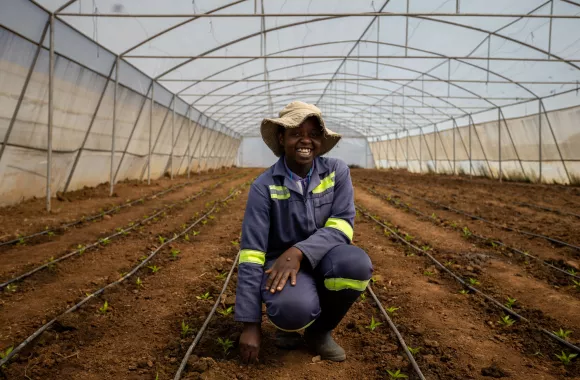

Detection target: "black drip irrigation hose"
[173, 249, 241, 380]
[0, 173, 228, 248]
[382, 184, 580, 252]
[0, 179, 227, 290]
[356, 205, 580, 355]
[366, 285, 426, 380]
[0, 182, 249, 368]
[515, 202, 580, 220]
[361, 185, 580, 281]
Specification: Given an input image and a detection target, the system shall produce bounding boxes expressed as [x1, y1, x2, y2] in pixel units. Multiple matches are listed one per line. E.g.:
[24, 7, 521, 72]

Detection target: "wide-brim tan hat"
[261, 101, 341, 157]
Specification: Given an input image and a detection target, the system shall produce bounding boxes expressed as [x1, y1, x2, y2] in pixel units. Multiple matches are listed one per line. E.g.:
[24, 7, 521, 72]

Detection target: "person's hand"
[239, 323, 261, 364]
[265, 247, 303, 294]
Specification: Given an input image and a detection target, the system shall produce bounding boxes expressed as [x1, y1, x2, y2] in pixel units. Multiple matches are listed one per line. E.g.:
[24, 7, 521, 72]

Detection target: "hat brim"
[260, 111, 341, 157]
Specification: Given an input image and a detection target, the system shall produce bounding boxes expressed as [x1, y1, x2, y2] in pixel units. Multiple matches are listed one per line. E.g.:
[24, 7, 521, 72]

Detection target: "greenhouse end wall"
[369, 104, 580, 185]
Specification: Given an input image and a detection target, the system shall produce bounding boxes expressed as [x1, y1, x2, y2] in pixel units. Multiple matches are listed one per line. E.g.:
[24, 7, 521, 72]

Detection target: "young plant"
[386, 369, 408, 379]
[181, 321, 192, 337]
[77, 244, 86, 255]
[469, 278, 480, 286]
[218, 306, 234, 316]
[421, 245, 432, 252]
[359, 293, 367, 302]
[365, 316, 383, 331]
[444, 260, 454, 267]
[423, 270, 434, 276]
[404, 234, 414, 242]
[430, 213, 437, 219]
[572, 279, 580, 290]
[184, 234, 190, 242]
[370, 276, 378, 284]
[158, 236, 166, 245]
[215, 272, 227, 280]
[231, 240, 239, 247]
[192, 231, 200, 236]
[499, 315, 515, 327]
[99, 237, 111, 245]
[217, 337, 234, 355]
[201, 220, 208, 225]
[16, 236, 25, 246]
[170, 249, 181, 260]
[407, 346, 421, 355]
[196, 292, 212, 300]
[47, 231, 55, 238]
[450, 221, 458, 229]
[0, 346, 14, 365]
[386, 306, 399, 315]
[505, 297, 517, 309]
[181, 223, 187, 230]
[148, 265, 160, 273]
[555, 351, 577, 365]
[99, 300, 109, 314]
[139, 255, 148, 262]
[462, 227, 472, 238]
[553, 329, 572, 340]
[568, 268, 577, 276]
[459, 289, 469, 295]
[47, 256, 56, 271]
[5, 284, 17, 293]
[136, 277, 143, 287]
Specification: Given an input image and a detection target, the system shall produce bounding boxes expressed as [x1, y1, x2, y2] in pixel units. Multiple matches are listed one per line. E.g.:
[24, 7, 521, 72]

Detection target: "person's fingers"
[265, 269, 277, 290]
[276, 270, 291, 291]
[270, 270, 286, 293]
[290, 270, 297, 286]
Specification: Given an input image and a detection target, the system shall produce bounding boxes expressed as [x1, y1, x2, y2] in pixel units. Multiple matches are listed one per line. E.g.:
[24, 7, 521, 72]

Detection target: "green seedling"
[462, 227, 472, 238]
[193, 231, 200, 236]
[158, 236, 166, 245]
[386, 306, 399, 315]
[231, 240, 239, 247]
[5, 284, 17, 293]
[423, 270, 434, 276]
[459, 289, 469, 295]
[553, 329, 572, 340]
[181, 321, 192, 337]
[555, 351, 577, 365]
[383, 229, 391, 237]
[100, 237, 111, 245]
[208, 215, 215, 220]
[365, 316, 383, 331]
[181, 223, 187, 230]
[116, 227, 123, 233]
[404, 234, 414, 242]
[469, 278, 480, 286]
[572, 280, 580, 290]
[139, 255, 148, 262]
[215, 272, 227, 280]
[444, 260, 454, 267]
[490, 241, 499, 249]
[421, 245, 431, 252]
[359, 293, 367, 301]
[47, 256, 56, 270]
[430, 213, 437, 219]
[99, 300, 109, 314]
[170, 249, 181, 259]
[568, 268, 577, 276]
[201, 220, 208, 225]
[505, 297, 517, 309]
[218, 306, 234, 316]
[196, 292, 212, 300]
[119, 272, 127, 279]
[17, 236, 25, 246]
[152, 217, 159, 222]
[122, 230, 129, 236]
[386, 369, 408, 379]
[184, 234, 190, 242]
[217, 337, 234, 355]
[450, 221, 458, 228]
[0, 346, 14, 366]
[499, 315, 515, 327]
[143, 215, 149, 219]
[136, 277, 143, 287]
[47, 231, 55, 238]
[370, 276, 378, 284]
[407, 346, 421, 355]
[148, 265, 160, 273]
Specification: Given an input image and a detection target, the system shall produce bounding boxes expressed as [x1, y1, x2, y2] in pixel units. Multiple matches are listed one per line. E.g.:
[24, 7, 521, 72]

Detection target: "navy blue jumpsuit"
[234, 156, 373, 332]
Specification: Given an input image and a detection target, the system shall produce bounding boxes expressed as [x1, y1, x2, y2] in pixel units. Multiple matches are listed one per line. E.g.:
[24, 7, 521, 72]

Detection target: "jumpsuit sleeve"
[234, 183, 270, 323]
[294, 160, 355, 268]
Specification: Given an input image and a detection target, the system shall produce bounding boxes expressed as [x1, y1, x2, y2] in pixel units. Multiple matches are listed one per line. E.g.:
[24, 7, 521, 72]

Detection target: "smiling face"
[278, 117, 323, 171]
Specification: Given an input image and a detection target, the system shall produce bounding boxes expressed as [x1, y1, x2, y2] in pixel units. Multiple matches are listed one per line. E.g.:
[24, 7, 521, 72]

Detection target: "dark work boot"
[304, 328, 346, 362]
[274, 330, 303, 349]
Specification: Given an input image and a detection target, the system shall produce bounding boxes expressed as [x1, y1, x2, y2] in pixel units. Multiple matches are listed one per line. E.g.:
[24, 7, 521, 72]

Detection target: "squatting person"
[234, 101, 373, 363]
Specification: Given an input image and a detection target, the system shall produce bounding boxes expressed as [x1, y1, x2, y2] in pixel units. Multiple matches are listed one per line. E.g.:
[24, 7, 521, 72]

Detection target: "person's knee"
[266, 292, 320, 331]
[321, 245, 373, 292]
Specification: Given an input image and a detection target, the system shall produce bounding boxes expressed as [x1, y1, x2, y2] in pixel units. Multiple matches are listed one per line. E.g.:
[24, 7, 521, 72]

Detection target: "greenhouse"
[1, 0, 579, 379]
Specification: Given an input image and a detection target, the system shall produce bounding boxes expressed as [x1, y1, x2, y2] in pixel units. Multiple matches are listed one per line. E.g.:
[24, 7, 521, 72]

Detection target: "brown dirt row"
[0, 170, 231, 244]
[355, 188, 580, 377]
[0, 172, 258, 358]
[352, 170, 580, 249]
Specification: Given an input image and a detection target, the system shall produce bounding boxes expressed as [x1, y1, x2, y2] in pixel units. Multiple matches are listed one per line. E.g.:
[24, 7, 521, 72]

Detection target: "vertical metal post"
[395, 131, 398, 168]
[453, 119, 456, 175]
[187, 107, 191, 178]
[498, 108, 502, 182]
[538, 100, 542, 183]
[469, 116, 472, 179]
[541, 100, 571, 184]
[47, 14, 55, 212]
[405, 0, 409, 56]
[110, 56, 119, 196]
[148, 82, 154, 185]
[170, 95, 175, 179]
[548, 0, 554, 58]
[406, 129, 409, 170]
[434, 125, 437, 173]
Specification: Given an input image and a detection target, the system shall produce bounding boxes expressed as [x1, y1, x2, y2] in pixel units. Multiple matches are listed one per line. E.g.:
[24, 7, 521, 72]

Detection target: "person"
[234, 101, 373, 363]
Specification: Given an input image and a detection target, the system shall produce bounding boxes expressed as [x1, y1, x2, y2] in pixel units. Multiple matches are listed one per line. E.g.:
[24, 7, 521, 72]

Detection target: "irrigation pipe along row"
[366, 285, 426, 380]
[0, 172, 228, 248]
[515, 202, 580, 220]
[0, 178, 233, 290]
[356, 205, 580, 355]
[378, 183, 580, 252]
[0, 181, 250, 368]
[362, 185, 580, 281]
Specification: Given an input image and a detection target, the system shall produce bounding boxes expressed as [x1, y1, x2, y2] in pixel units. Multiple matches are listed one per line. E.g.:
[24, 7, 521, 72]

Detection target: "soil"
[1, 168, 579, 379]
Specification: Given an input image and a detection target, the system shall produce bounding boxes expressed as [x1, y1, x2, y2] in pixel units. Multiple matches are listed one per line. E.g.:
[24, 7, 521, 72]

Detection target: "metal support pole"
[178, 113, 202, 175]
[141, 94, 172, 182]
[205, 128, 227, 171]
[148, 82, 154, 184]
[406, 129, 409, 170]
[47, 14, 55, 212]
[189, 124, 208, 173]
[170, 95, 175, 179]
[540, 100, 572, 184]
[110, 56, 119, 196]
[434, 125, 437, 173]
[499, 108, 526, 180]
[217, 137, 233, 169]
[163, 106, 188, 175]
[498, 108, 502, 182]
[469, 117, 473, 179]
[548, 0, 554, 58]
[395, 131, 398, 168]
[187, 108, 192, 178]
[539, 100, 542, 183]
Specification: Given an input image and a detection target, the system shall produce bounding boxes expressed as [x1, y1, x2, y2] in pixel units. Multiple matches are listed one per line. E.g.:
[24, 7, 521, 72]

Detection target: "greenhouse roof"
[26, 0, 580, 137]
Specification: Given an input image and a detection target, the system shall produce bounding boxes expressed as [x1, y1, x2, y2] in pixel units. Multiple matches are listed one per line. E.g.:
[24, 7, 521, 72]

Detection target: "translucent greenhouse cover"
[26, 0, 580, 138]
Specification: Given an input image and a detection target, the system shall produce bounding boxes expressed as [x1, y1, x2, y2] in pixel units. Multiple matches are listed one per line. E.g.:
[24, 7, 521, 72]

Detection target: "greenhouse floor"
[0, 168, 579, 379]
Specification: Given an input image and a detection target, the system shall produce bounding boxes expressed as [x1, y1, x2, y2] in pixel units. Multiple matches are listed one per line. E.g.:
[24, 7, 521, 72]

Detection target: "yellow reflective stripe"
[238, 249, 266, 266]
[312, 171, 336, 194]
[325, 217, 354, 241]
[268, 185, 290, 200]
[324, 278, 369, 291]
[267, 315, 317, 332]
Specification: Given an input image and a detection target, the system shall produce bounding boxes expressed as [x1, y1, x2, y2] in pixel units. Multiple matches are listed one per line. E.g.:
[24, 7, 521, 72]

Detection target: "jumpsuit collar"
[273, 156, 329, 196]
